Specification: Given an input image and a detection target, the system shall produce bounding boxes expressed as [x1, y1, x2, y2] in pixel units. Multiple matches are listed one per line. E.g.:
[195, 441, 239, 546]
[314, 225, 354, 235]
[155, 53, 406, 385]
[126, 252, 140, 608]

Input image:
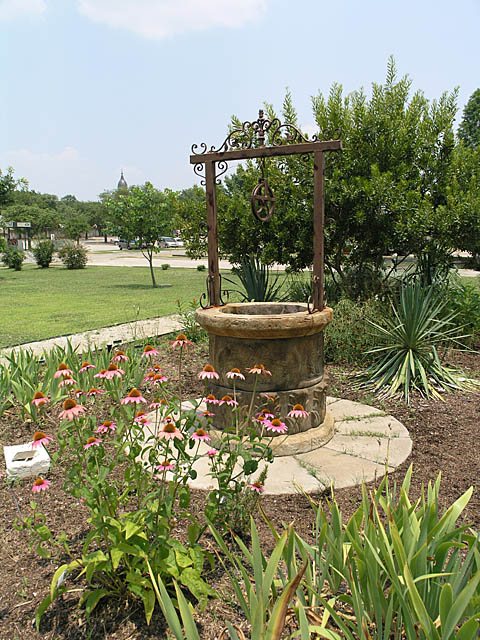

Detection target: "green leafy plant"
[161, 263, 170, 270]
[324, 297, 387, 364]
[213, 468, 480, 640]
[176, 299, 207, 343]
[210, 519, 307, 640]
[361, 283, 474, 401]
[32, 239, 55, 268]
[2, 246, 25, 270]
[58, 242, 88, 269]
[447, 278, 480, 343]
[225, 255, 285, 302]
[284, 468, 480, 639]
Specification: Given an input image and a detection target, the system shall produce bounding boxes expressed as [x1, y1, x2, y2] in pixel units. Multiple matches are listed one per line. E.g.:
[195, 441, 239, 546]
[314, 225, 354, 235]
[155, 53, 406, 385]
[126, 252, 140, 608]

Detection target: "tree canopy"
[458, 89, 480, 149]
[178, 58, 472, 297]
[103, 182, 173, 286]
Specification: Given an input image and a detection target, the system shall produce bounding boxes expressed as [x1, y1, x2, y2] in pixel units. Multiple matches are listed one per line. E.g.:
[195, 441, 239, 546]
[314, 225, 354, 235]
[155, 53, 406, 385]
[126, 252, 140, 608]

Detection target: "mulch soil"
[0, 340, 478, 640]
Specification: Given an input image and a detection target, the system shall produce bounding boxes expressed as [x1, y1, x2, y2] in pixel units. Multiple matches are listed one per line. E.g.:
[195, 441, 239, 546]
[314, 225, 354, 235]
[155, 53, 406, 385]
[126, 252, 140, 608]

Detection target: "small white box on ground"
[4, 443, 51, 480]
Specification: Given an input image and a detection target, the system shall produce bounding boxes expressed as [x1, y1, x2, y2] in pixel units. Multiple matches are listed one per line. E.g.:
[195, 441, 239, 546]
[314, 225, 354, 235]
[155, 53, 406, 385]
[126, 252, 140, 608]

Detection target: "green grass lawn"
[0, 264, 208, 347]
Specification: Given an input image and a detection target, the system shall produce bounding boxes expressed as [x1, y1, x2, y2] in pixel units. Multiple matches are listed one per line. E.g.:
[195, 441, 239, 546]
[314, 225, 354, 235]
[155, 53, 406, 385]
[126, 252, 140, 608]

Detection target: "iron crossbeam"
[190, 139, 342, 165]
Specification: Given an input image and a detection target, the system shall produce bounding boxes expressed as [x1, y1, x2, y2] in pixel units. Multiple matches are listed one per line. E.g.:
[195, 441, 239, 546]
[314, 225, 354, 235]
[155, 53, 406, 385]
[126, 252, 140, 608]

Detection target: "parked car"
[159, 236, 183, 248]
[117, 238, 148, 250]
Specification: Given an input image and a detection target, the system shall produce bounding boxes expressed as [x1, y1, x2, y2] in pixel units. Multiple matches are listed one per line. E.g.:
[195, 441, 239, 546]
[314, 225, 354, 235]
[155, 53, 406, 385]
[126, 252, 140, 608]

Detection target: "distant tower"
[117, 170, 128, 191]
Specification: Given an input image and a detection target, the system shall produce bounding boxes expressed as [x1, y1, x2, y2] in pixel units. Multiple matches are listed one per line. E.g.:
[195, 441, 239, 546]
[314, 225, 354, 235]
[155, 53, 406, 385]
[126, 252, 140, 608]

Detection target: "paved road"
[81, 239, 233, 269]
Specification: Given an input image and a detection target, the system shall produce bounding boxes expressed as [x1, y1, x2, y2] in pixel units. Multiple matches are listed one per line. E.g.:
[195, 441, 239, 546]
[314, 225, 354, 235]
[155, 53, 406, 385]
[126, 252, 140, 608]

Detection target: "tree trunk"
[148, 253, 156, 287]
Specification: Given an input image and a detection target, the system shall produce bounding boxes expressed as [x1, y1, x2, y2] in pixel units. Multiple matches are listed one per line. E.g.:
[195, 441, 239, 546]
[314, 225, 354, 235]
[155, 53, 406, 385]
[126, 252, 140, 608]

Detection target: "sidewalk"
[0, 315, 182, 361]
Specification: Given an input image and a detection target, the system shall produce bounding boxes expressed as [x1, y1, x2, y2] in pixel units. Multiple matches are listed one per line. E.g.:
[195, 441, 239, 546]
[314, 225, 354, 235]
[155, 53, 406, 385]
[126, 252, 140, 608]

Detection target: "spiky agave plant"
[225, 255, 285, 302]
[361, 283, 474, 402]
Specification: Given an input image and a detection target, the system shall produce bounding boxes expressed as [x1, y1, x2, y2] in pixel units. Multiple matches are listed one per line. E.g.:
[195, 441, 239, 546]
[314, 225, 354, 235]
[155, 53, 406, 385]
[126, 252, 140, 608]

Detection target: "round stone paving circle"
[184, 396, 412, 495]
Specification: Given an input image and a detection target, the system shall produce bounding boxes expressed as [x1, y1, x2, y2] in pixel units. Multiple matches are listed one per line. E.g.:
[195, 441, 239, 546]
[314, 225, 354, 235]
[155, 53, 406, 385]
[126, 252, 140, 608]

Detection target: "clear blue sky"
[1, 0, 478, 201]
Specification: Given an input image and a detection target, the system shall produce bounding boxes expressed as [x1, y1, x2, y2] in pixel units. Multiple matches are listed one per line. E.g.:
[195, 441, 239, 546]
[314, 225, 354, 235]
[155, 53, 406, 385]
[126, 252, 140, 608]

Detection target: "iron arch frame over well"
[190, 110, 342, 312]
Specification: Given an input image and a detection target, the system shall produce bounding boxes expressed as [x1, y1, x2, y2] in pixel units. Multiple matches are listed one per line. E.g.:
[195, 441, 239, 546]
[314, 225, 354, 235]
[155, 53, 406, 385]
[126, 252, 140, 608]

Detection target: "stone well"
[195, 302, 334, 451]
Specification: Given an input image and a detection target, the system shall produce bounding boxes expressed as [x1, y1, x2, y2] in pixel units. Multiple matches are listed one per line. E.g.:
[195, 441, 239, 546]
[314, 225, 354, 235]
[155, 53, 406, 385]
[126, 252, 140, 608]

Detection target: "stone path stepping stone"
[185, 396, 412, 495]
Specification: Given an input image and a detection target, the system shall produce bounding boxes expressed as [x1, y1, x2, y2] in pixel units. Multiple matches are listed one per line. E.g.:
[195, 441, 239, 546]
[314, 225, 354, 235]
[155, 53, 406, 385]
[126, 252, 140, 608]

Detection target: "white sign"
[16, 222, 32, 228]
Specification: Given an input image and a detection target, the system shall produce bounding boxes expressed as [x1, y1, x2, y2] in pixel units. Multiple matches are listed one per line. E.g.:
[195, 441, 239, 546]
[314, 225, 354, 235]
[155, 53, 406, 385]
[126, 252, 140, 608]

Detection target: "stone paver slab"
[325, 433, 412, 468]
[295, 447, 391, 489]
[327, 398, 386, 421]
[334, 415, 409, 439]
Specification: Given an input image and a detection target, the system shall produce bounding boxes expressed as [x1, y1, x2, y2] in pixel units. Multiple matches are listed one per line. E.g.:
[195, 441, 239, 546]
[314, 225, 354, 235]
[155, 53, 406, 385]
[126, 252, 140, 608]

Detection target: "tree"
[104, 182, 171, 287]
[458, 89, 480, 149]
[0, 167, 27, 207]
[179, 59, 460, 298]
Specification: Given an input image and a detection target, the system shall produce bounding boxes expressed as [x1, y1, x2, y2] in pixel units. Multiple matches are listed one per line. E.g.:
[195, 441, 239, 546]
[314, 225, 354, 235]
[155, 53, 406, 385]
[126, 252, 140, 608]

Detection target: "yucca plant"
[361, 282, 474, 402]
[225, 255, 285, 302]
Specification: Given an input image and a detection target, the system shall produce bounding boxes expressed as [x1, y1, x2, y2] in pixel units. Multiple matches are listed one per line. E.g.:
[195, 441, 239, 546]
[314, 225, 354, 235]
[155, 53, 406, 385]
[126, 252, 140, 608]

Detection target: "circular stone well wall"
[196, 302, 333, 439]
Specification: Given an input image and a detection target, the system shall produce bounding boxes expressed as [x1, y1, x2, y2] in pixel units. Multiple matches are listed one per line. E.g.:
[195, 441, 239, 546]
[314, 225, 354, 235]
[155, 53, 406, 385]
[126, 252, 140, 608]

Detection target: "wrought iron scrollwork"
[199, 273, 230, 308]
[193, 162, 206, 186]
[215, 160, 229, 184]
[191, 109, 317, 157]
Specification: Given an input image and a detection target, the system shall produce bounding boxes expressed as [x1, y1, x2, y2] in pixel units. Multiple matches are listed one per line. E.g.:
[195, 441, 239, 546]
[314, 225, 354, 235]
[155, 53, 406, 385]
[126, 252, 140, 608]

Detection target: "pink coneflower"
[287, 404, 309, 419]
[155, 460, 175, 472]
[104, 363, 124, 379]
[32, 430, 53, 448]
[142, 344, 159, 358]
[248, 481, 265, 493]
[86, 387, 105, 397]
[134, 411, 151, 425]
[149, 399, 167, 410]
[111, 350, 129, 363]
[198, 364, 219, 380]
[255, 409, 275, 422]
[145, 370, 168, 383]
[32, 391, 49, 407]
[79, 361, 95, 373]
[121, 388, 146, 405]
[226, 367, 245, 381]
[59, 398, 86, 421]
[191, 428, 210, 442]
[204, 394, 219, 405]
[84, 436, 101, 449]
[265, 418, 288, 434]
[96, 419, 117, 434]
[32, 477, 51, 493]
[171, 333, 193, 349]
[74, 388, 84, 399]
[149, 364, 163, 373]
[94, 369, 108, 379]
[158, 421, 183, 440]
[219, 395, 238, 407]
[54, 363, 73, 378]
[246, 364, 272, 376]
[59, 375, 76, 387]
[202, 410, 215, 418]
[207, 448, 218, 457]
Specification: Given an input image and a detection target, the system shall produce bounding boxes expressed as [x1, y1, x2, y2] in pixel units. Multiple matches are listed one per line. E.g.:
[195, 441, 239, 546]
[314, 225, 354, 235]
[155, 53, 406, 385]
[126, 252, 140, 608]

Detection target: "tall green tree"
[179, 59, 460, 298]
[104, 182, 171, 287]
[458, 89, 480, 149]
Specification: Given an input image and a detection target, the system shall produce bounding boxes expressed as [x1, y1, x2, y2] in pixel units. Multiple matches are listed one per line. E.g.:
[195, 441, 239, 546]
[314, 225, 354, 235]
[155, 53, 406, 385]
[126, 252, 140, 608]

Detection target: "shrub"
[0, 237, 6, 253]
[1, 246, 25, 270]
[447, 278, 480, 343]
[324, 297, 387, 364]
[32, 240, 55, 268]
[57, 242, 88, 269]
[161, 263, 170, 270]
[196, 264, 206, 271]
[361, 283, 473, 402]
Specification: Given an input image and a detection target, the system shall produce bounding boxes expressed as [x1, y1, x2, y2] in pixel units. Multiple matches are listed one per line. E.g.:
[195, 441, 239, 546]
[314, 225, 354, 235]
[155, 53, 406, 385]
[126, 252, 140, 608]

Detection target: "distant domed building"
[117, 170, 128, 191]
